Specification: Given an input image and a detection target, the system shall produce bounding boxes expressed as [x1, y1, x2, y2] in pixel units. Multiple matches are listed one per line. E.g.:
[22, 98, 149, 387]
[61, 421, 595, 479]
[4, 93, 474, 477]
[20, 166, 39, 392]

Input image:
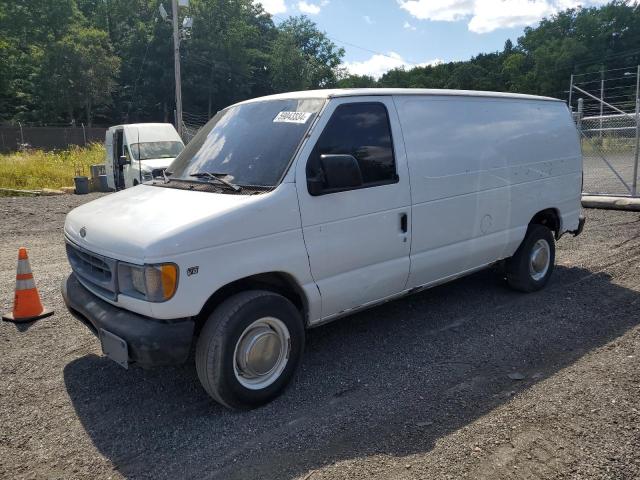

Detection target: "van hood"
[139, 158, 175, 171]
[64, 183, 300, 262]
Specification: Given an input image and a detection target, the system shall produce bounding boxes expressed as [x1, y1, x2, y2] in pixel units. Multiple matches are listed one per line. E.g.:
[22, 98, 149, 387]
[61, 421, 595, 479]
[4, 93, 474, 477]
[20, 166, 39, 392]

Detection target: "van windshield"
[130, 141, 184, 160]
[167, 98, 325, 187]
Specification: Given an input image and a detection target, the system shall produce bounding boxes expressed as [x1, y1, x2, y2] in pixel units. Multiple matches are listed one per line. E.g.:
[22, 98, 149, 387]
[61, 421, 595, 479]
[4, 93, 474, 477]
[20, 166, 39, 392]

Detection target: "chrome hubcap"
[529, 239, 550, 281]
[233, 317, 290, 390]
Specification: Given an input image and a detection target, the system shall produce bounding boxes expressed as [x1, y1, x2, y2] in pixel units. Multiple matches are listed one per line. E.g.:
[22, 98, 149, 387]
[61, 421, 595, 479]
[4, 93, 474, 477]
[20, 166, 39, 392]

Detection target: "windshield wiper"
[189, 172, 242, 192]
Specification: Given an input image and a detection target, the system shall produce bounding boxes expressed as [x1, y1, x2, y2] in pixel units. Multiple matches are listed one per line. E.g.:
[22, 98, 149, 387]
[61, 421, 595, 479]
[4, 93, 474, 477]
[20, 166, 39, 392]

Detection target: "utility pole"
[171, 0, 183, 138]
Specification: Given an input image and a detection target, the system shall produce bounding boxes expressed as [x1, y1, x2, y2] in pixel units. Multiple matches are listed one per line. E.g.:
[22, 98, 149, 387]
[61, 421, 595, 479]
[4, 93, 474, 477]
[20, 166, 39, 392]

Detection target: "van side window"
[307, 102, 397, 194]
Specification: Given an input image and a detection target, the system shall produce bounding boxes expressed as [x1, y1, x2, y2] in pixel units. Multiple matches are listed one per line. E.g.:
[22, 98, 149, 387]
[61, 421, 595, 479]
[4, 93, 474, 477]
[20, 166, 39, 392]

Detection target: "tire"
[195, 290, 305, 409]
[505, 224, 555, 292]
[133, 179, 139, 186]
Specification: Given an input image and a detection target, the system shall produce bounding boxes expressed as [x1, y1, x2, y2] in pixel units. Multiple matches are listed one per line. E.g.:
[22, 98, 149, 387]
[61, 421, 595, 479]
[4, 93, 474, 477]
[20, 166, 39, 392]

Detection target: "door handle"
[400, 213, 408, 233]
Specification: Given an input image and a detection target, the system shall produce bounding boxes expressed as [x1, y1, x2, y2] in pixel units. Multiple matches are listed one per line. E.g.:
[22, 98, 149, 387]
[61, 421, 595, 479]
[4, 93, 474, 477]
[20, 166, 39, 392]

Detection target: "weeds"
[0, 143, 104, 191]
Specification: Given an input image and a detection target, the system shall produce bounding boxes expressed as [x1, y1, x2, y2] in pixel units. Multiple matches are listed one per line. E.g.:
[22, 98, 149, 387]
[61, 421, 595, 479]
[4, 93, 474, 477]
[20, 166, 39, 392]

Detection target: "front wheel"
[505, 224, 555, 292]
[195, 290, 305, 409]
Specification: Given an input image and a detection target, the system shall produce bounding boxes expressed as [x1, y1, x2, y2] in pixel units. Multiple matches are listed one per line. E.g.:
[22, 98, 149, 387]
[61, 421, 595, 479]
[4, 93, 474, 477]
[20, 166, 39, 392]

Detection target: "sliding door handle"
[400, 213, 408, 233]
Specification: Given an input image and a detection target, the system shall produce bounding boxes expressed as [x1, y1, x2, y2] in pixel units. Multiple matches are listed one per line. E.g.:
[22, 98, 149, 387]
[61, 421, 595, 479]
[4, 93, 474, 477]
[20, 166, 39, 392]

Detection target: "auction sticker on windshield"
[273, 111, 313, 124]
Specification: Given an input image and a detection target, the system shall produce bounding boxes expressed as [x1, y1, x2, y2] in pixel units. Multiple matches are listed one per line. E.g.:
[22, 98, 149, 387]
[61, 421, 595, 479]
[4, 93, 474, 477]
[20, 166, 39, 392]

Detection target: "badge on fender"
[187, 266, 199, 276]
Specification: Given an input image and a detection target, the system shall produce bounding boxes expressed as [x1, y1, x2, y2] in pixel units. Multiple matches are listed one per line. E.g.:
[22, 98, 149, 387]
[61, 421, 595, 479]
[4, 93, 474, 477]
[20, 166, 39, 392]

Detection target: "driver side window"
[306, 102, 398, 194]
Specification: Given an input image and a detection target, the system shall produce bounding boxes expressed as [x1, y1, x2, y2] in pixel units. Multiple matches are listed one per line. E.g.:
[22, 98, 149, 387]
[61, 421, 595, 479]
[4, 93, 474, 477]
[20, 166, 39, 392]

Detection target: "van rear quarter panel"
[394, 95, 581, 287]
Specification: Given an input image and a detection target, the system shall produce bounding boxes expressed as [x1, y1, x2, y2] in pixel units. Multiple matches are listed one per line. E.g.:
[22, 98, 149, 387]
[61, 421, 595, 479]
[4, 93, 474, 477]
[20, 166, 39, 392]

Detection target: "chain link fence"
[181, 122, 202, 144]
[570, 66, 640, 197]
[0, 116, 208, 153]
[0, 125, 106, 153]
[578, 112, 639, 195]
[181, 111, 209, 144]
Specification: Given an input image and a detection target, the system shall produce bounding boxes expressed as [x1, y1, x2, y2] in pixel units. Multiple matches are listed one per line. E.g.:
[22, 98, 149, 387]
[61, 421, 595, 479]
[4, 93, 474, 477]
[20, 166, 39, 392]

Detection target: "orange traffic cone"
[2, 247, 53, 323]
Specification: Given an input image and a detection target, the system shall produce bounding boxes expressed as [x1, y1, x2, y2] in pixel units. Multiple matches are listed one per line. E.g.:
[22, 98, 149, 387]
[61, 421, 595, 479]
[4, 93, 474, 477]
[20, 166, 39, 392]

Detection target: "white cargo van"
[62, 89, 584, 409]
[104, 123, 184, 190]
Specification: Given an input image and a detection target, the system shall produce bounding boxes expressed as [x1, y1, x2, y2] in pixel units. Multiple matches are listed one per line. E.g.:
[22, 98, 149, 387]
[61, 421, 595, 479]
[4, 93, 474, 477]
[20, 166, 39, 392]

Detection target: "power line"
[331, 36, 418, 65]
[574, 74, 637, 86]
[590, 83, 637, 92]
[569, 48, 640, 73]
[572, 64, 640, 77]
[126, 13, 157, 119]
[271, 13, 418, 66]
[194, 11, 639, 83]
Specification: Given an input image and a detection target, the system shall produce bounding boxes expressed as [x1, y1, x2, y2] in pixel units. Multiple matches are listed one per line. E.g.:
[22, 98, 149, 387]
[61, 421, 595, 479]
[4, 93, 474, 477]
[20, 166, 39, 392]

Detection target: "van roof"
[233, 88, 562, 106]
[107, 123, 183, 144]
[108, 122, 177, 130]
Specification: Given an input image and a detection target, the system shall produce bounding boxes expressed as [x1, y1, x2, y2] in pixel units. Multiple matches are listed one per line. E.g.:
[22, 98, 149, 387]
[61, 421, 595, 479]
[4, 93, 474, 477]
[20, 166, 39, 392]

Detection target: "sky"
[255, 0, 609, 79]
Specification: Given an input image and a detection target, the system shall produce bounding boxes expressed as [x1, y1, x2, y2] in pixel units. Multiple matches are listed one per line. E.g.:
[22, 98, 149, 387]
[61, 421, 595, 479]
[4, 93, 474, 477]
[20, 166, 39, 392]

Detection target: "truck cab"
[104, 123, 184, 190]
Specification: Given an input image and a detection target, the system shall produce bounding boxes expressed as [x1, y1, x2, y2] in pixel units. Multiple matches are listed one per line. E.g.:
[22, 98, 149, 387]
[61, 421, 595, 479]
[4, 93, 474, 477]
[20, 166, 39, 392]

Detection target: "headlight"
[118, 263, 178, 302]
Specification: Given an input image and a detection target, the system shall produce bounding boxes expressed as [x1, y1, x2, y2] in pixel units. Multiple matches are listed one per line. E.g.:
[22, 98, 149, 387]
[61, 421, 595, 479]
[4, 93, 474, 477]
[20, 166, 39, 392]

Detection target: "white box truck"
[62, 89, 585, 409]
[104, 123, 184, 190]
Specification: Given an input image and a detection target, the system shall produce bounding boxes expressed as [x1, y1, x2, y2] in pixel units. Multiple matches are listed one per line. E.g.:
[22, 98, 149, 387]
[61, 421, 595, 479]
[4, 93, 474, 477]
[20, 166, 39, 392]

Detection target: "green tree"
[336, 73, 377, 88]
[0, 0, 82, 122]
[366, 2, 640, 100]
[273, 16, 344, 89]
[504, 39, 514, 54]
[445, 63, 493, 90]
[269, 32, 310, 92]
[2, 0, 640, 127]
[182, 0, 277, 117]
[502, 53, 529, 91]
[37, 27, 120, 125]
[76, 0, 175, 123]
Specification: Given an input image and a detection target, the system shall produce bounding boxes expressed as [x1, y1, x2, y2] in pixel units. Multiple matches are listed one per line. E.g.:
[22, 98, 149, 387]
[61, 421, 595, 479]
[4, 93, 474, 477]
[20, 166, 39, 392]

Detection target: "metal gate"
[569, 66, 640, 197]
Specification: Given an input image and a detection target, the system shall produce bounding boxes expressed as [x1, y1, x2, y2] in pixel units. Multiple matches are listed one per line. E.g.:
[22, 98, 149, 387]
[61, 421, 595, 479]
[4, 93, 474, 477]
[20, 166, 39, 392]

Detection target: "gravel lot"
[1, 193, 639, 480]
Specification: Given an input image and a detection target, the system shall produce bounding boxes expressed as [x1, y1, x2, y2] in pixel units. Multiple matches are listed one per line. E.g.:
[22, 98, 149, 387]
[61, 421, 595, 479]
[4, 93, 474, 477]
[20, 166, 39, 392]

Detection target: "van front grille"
[65, 240, 118, 300]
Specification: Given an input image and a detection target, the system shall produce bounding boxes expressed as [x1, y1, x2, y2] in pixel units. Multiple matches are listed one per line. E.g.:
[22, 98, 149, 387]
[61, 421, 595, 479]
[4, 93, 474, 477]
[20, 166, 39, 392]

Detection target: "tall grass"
[0, 143, 104, 191]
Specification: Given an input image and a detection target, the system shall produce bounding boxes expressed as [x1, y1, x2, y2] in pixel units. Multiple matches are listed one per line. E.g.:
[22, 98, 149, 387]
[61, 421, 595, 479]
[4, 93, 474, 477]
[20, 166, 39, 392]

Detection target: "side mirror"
[118, 155, 131, 166]
[319, 154, 363, 191]
[307, 176, 324, 196]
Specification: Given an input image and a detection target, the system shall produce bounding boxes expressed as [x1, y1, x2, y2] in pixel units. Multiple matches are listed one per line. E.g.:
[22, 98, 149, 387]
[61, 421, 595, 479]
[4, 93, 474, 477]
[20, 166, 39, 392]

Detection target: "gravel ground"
[1, 193, 639, 480]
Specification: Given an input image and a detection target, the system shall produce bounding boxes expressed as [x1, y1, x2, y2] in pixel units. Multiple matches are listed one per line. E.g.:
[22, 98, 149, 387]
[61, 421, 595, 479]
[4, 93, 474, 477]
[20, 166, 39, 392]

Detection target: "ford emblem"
[80, 227, 87, 238]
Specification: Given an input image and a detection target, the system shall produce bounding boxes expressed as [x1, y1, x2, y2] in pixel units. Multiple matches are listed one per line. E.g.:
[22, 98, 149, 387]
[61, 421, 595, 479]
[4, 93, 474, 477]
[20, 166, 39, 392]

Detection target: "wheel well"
[195, 272, 308, 333]
[530, 208, 561, 239]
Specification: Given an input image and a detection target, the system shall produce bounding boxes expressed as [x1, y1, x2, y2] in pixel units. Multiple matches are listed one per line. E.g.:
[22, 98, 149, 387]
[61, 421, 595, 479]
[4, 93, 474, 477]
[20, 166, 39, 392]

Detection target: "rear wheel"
[195, 290, 305, 409]
[505, 224, 555, 292]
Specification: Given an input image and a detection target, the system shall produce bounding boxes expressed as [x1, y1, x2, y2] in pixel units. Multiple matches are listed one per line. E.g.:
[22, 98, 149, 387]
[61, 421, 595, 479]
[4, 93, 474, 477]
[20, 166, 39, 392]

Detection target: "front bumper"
[61, 274, 194, 368]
